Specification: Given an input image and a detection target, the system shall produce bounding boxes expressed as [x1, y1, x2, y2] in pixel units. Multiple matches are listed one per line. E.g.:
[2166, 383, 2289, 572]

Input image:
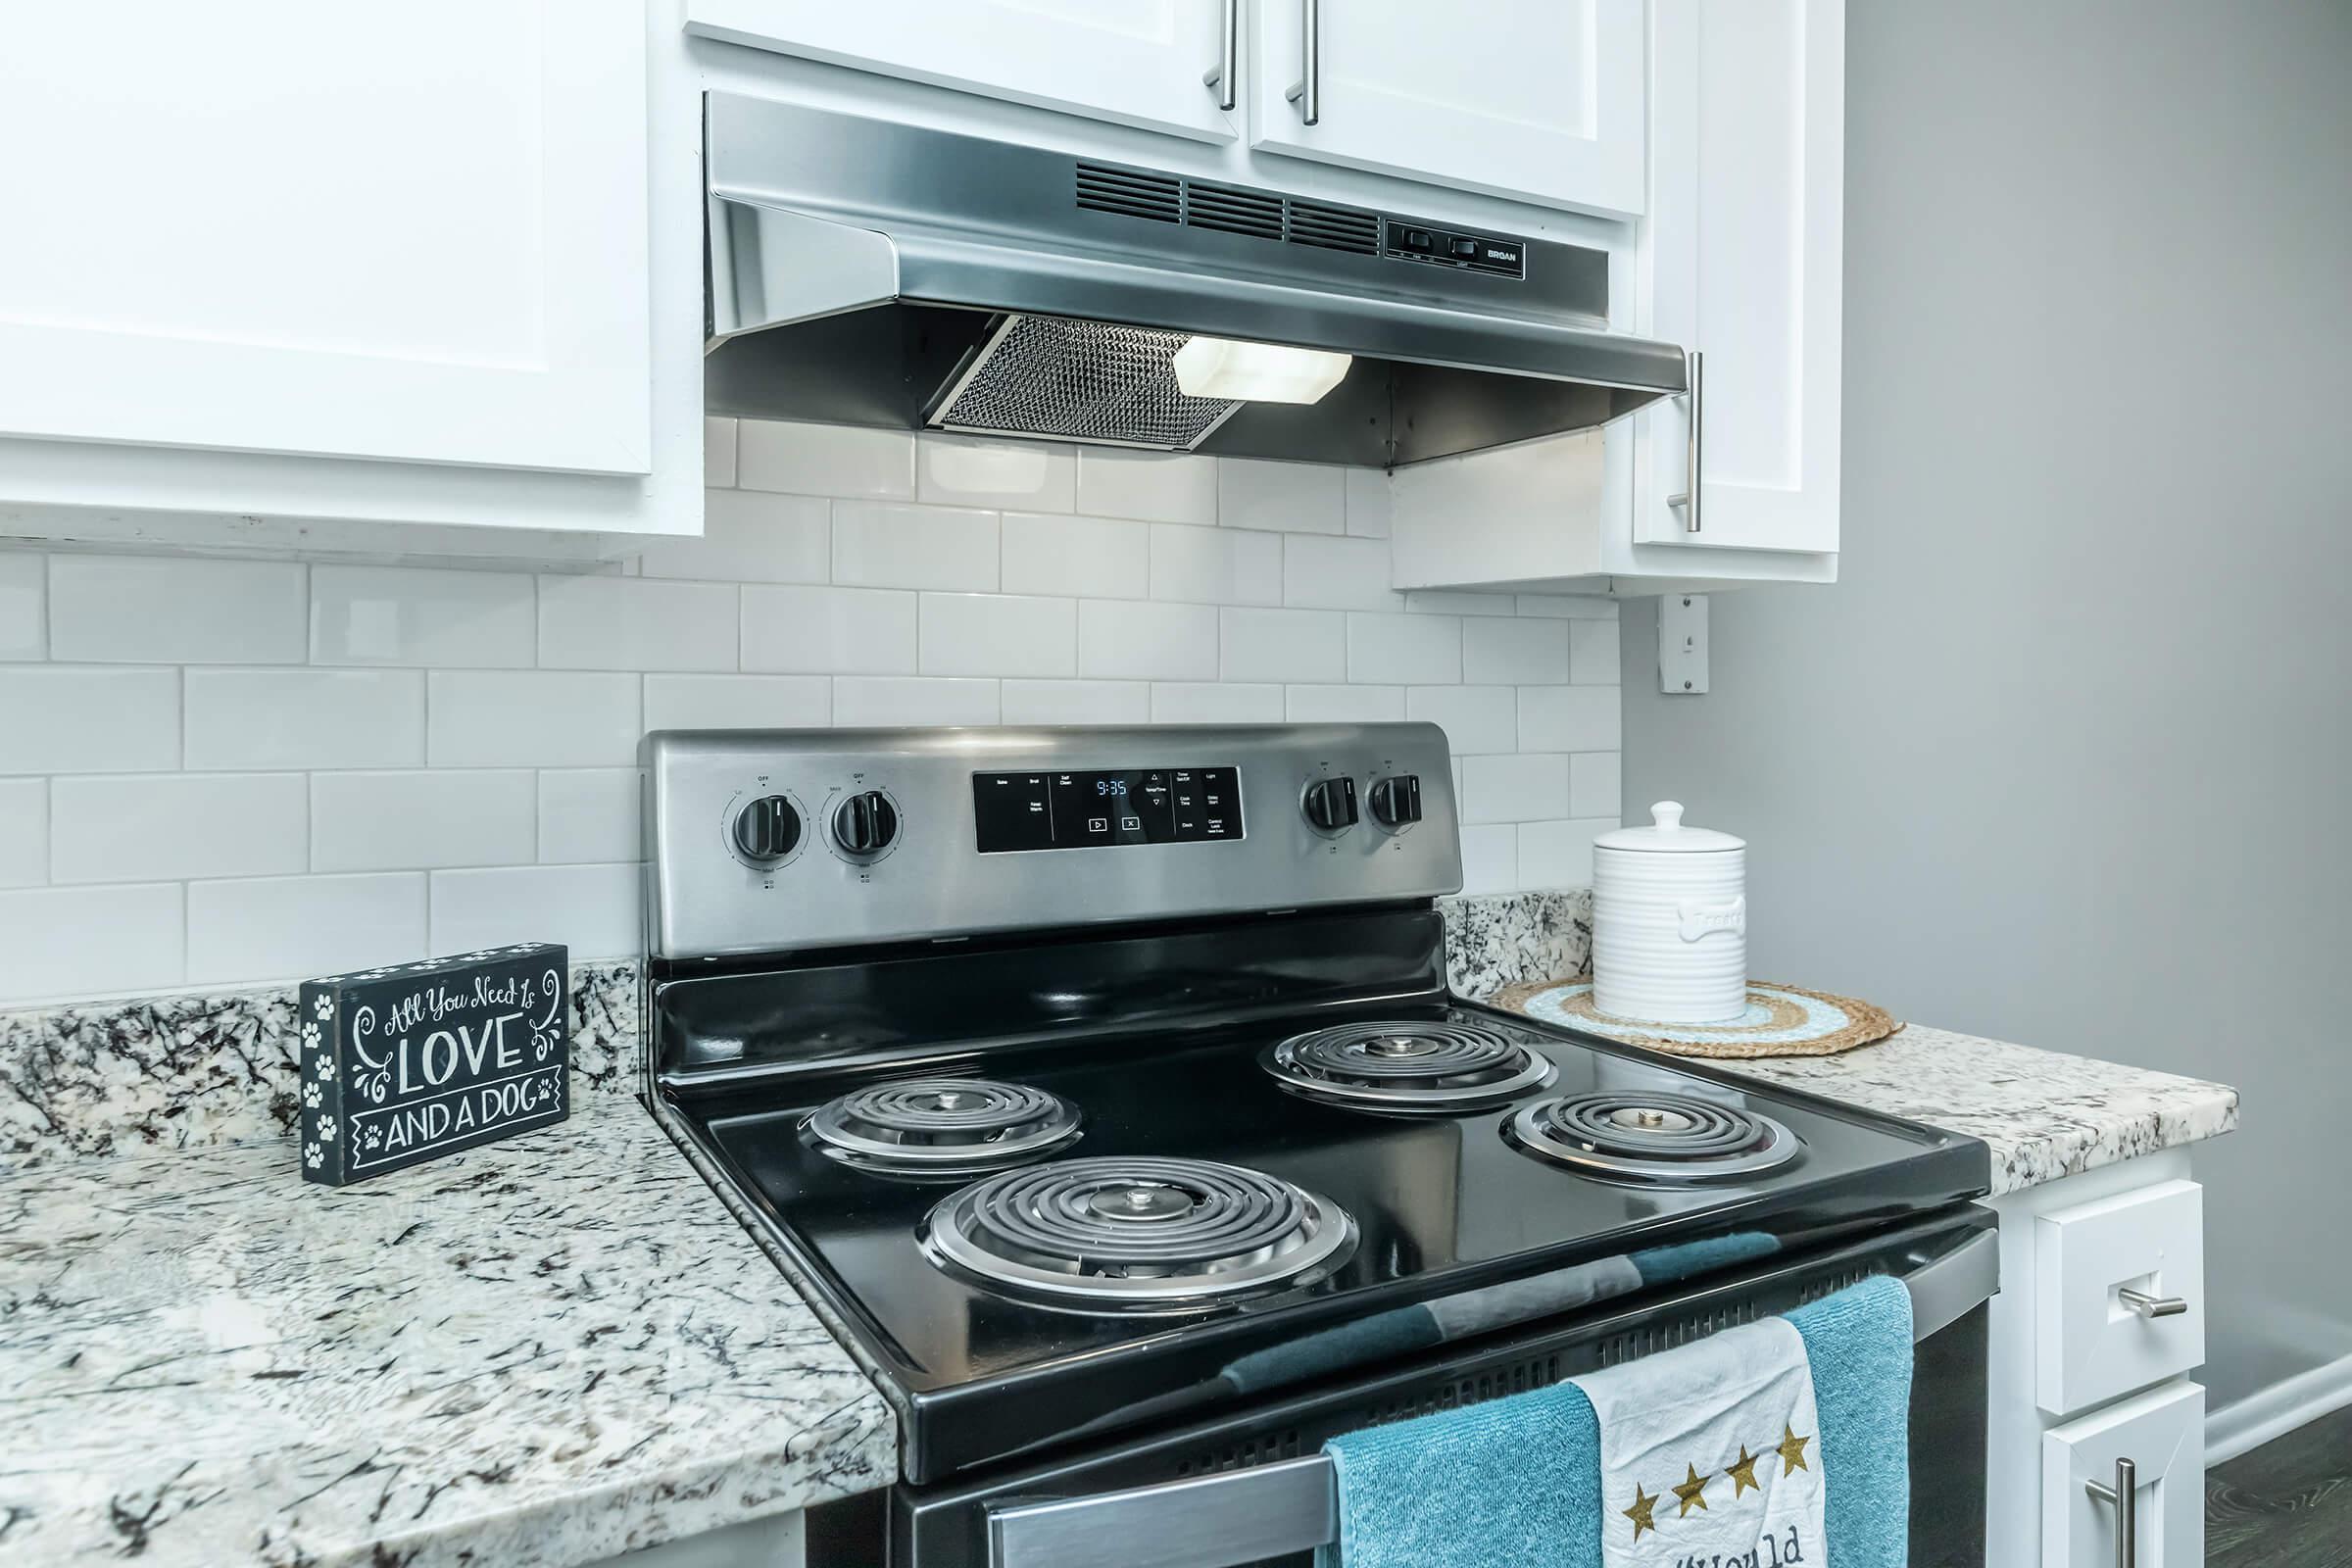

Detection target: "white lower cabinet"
[2043, 1381, 2206, 1568]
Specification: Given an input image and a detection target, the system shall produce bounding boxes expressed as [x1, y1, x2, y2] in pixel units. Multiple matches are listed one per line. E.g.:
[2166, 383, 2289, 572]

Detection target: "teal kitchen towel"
[1788, 1274, 1916, 1568]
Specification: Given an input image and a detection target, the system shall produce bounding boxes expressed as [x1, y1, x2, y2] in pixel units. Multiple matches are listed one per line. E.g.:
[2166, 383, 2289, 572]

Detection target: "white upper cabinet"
[0, 0, 653, 480]
[1632, 0, 1843, 556]
[1249, 0, 1646, 218]
[684, 0, 1242, 143]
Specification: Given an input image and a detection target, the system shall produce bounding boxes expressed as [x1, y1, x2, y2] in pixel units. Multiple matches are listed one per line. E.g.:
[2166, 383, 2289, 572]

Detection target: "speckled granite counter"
[0, 1089, 895, 1568]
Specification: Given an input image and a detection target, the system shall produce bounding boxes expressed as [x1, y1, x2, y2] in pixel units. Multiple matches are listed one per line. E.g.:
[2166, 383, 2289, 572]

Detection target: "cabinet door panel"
[1250, 0, 1645, 218]
[1635, 0, 1840, 554]
[685, 0, 1238, 143]
[2043, 1381, 2204, 1568]
[0, 0, 650, 474]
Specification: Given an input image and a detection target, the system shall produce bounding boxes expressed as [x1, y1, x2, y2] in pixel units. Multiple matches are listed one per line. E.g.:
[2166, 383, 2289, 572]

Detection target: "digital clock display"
[972, 766, 1242, 854]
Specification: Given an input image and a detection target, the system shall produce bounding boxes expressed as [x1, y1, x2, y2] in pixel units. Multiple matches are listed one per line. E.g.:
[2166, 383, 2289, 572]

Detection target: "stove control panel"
[644, 724, 1461, 958]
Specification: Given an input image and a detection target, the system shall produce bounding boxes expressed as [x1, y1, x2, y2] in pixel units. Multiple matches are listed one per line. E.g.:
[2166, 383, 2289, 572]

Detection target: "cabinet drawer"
[2035, 1178, 2204, 1415]
[2042, 1380, 2204, 1568]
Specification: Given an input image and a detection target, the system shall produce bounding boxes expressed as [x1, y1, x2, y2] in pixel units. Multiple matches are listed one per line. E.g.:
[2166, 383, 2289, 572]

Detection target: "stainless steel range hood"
[705, 94, 1690, 469]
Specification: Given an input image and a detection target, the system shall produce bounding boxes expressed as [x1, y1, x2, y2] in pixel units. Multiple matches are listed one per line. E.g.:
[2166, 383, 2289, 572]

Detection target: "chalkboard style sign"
[298, 944, 569, 1186]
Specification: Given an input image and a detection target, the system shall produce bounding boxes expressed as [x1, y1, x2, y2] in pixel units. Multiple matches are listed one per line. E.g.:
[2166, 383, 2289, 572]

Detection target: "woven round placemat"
[1491, 978, 1902, 1058]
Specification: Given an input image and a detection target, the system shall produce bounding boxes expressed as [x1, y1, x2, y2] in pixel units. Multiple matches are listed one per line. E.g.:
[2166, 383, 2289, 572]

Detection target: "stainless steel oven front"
[848, 1209, 1996, 1568]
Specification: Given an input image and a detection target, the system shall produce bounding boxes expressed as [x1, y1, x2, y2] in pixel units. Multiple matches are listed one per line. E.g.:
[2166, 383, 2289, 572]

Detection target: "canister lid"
[1593, 802, 1745, 854]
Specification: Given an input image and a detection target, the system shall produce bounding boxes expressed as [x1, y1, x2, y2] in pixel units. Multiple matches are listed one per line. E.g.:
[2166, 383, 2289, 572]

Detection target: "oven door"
[881, 1209, 1995, 1568]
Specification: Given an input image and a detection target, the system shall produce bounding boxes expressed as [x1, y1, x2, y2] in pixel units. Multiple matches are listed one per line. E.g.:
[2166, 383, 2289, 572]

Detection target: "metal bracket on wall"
[1659, 594, 1710, 694]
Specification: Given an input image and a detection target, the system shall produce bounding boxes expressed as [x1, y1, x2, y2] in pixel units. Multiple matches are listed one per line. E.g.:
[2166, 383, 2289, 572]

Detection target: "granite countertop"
[0, 1090, 895, 1568]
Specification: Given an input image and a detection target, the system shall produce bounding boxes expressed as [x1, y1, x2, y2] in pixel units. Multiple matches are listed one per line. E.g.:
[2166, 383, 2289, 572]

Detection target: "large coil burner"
[920, 1155, 1355, 1312]
[804, 1078, 1081, 1176]
[1262, 1021, 1557, 1113]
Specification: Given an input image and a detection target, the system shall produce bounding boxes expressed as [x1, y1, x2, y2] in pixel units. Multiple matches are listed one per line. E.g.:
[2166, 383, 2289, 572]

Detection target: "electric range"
[640, 724, 1995, 1567]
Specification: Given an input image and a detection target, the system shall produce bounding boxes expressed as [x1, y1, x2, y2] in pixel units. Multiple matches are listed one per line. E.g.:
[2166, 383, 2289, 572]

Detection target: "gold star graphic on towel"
[1623, 1484, 1658, 1540]
[1727, 1444, 1763, 1496]
[1776, 1424, 1813, 1474]
[1673, 1462, 1711, 1517]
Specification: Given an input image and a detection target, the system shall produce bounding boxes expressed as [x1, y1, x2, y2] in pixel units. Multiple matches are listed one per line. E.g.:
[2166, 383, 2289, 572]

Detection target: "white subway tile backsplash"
[310, 565, 536, 667]
[704, 416, 739, 488]
[1343, 469, 1393, 539]
[50, 556, 306, 664]
[1220, 608, 1346, 683]
[1516, 818, 1616, 889]
[1281, 535, 1403, 611]
[425, 671, 640, 768]
[832, 676, 1000, 727]
[0, 668, 179, 774]
[1518, 685, 1622, 753]
[1285, 684, 1404, 722]
[1002, 514, 1151, 600]
[1460, 754, 1570, 823]
[738, 419, 915, 499]
[1149, 682, 1284, 723]
[1001, 679, 1151, 725]
[1458, 824, 1518, 896]
[832, 502, 1000, 591]
[0, 884, 183, 1003]
[643, 673, 829, 731]
[1347, 612, 1462, 685]
[1569, 618, 1621, 685]
[1568, 752, 1623, 820]
[1078, 601, 1218, 680]
[1149, 524, 1281, 606]
[1405, 590, 1517, 617]
[538, 577, 738, 672]
[741, 585, 916, 675]
[1463, 617, 1570, 684]
[53, 773, 308, 884]
[1405, 686, 1518, 757]
[1074, 450, 1218, 524]
[1218, 460, 1345, 534]
[919, 594, 1076, 677]
[186, 669, 425, 770]
[311, 770, 536, 873]
[186, 872, 425, 984]
[429, 862, 642, 959]
[918, 435, 1076, 512]
[636, 490, 828, 584]
[0, 779, 46, 887]
[537, 769, 641, 865]
[0, 555, 44, 660]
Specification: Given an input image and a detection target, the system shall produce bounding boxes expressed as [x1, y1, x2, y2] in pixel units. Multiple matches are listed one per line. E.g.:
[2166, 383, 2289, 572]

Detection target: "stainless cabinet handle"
[1201, 0, 1239, 111]
[2118, 1288, 2188, 1319]
[1664, 350, 1703, 534]
[2084, 1456, 2137, 1568]
[1284, 0, 1321, 124]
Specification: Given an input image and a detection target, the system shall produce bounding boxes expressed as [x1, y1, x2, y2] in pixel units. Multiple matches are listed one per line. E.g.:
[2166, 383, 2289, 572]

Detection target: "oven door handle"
[985, 1228, 1998, 1568]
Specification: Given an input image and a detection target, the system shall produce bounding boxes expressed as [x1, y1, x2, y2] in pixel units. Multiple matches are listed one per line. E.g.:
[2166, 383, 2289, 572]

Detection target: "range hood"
[705, 94, 1690, 469]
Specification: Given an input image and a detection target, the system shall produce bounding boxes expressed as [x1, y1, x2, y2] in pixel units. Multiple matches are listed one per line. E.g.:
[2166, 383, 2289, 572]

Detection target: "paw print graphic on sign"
[313, 995, 333, 1020]
[317, 1116, 336, 1144]
[302, 1083, 320, 1109]
[304, 1143, 322, 1169]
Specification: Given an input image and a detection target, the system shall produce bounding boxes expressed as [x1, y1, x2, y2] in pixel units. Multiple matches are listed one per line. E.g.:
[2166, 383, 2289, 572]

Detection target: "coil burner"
[1507, 1091, 1798, 1181]
[1262, 1021, 1557, 1113]
[804, 1078, 1081, 1175]
[920, 1156, 1355, 1312]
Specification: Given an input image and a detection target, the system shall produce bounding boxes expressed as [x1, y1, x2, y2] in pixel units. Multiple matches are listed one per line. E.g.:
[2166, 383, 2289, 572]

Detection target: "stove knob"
[1369, 774, 1423, 829]
[833, 790, 901, 857]
[731, 795, 801, 863]
[1300, 776, 1359, 833]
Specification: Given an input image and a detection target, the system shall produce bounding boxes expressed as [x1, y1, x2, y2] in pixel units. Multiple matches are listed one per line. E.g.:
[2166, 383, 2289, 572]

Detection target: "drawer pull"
[2084, 1456, 2137, 1567]
[2118, 1288, 2188, 1319]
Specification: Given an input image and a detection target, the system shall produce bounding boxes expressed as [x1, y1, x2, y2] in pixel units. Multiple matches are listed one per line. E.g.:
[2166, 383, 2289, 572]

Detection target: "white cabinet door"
[2043, 1381, 2205, 1568]
[685, 0, 1240, 143]
[1250, 0, 1645, 218]
[0, 0, 651, 477]
[1633, 0, 1841, 555]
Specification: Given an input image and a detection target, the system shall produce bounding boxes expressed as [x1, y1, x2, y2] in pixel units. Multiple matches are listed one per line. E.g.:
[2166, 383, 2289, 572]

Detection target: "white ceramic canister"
[1591, 802, 1747, 1024]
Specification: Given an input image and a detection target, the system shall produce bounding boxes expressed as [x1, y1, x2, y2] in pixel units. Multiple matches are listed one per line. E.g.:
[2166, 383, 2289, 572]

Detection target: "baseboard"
[2207, 1349, 2352, 1466]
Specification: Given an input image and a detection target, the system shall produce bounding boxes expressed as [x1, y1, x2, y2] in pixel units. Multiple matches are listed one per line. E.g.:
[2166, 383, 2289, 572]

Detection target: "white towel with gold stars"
[1569, 1315, 1826, 1568]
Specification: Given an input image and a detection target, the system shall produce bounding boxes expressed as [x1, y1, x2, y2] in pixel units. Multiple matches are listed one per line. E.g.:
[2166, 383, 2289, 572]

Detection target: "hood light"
[1171, 336, 1352, 405]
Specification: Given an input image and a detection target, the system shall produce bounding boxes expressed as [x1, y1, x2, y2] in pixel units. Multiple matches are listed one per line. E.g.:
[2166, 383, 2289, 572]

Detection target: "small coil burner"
[1262, 1021, 1557, 1113]
[1508, 1091, 1798, 1181]
[804, 1078, 1081, 1175]
[920, 1155, 1355, 1312]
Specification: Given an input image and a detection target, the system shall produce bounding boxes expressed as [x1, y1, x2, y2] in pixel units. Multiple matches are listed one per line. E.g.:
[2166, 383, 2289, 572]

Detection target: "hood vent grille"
[931, 315, 1243, 451]
[1075, 163, 1181, 223]
[1076, 165, 1379, 260]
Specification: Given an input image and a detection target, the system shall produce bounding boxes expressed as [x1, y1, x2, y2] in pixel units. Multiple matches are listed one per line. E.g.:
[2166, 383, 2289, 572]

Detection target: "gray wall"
[1622, 0, 2352, 1413]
